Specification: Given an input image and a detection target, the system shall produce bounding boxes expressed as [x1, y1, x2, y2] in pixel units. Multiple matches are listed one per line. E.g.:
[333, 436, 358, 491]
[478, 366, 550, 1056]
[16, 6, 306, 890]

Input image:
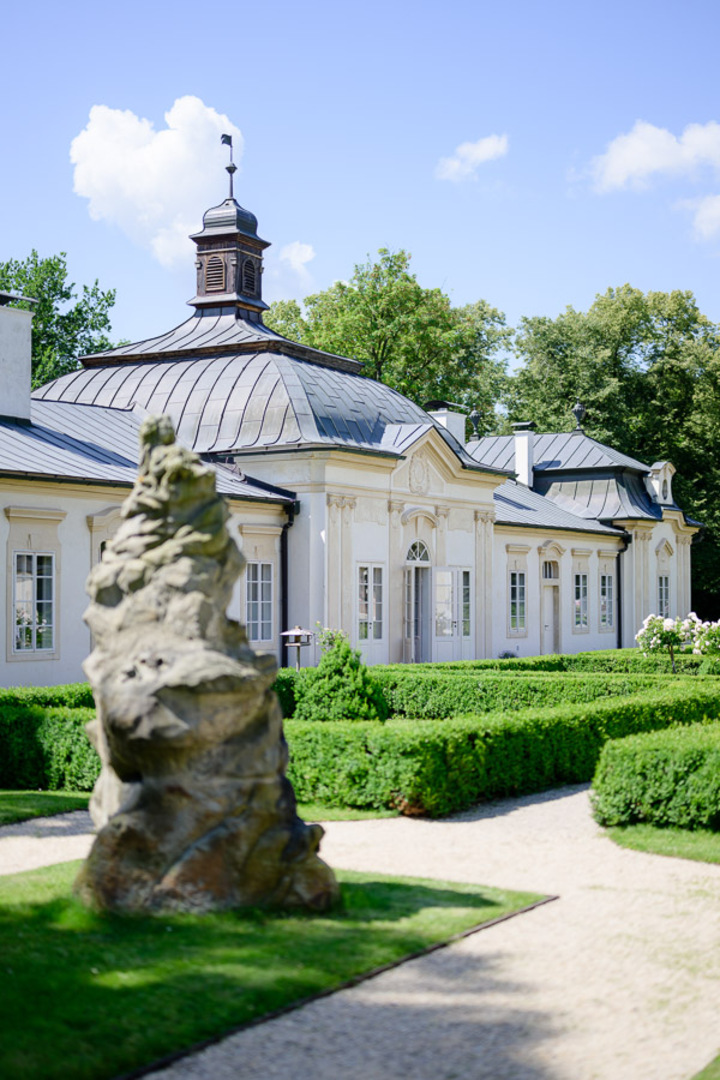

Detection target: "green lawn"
[0, 860, 540, 1080]
[0, 791, 394, 827]
[0, 790, 92, 826]
[692, 1053, 720, 1079]
[606, 823, 720, 864]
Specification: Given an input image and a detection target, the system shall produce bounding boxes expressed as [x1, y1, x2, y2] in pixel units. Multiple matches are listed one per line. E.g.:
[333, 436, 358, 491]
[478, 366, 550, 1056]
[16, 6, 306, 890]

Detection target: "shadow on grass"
[0, 864, 545, 1080]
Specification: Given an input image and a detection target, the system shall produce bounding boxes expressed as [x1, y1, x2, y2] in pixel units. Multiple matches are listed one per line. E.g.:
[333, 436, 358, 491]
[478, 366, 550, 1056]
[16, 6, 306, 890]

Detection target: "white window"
[658, 575, 670, 617]
[574, 573, 588, 629]
[542, 560, 559, 580]
[509, 571, 526, 633]
[462, 569, 471, 638]
[358, 565, 383, 641]
[13, 552, 55, 652]
[246, 562, 273, 641]
[599, 574, 614, 630]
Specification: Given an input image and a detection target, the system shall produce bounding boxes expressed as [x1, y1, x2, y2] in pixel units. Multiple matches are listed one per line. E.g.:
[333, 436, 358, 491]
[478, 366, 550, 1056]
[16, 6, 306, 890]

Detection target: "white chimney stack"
[425, 400, 467, 445]
[513, 421, 534, 487]
[0, 296, 33, 422]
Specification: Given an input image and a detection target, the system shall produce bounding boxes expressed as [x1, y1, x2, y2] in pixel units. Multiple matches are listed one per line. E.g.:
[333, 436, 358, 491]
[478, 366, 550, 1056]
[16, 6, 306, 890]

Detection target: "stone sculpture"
[75, 415, 338, 913]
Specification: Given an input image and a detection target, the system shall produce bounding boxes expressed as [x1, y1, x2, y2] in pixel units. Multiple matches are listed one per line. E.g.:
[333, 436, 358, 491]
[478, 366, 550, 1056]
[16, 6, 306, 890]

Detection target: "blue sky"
[3, 0, 719, 353]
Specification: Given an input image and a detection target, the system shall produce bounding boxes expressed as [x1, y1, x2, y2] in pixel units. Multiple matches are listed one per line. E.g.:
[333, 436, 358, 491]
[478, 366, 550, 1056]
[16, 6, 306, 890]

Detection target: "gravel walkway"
[1, 787, 718, 1080]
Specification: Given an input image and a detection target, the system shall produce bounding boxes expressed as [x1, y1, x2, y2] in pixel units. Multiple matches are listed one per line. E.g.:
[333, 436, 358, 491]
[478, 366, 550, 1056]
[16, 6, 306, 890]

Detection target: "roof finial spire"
[572, 400, 586, 430]
[221, 133, 237, 200]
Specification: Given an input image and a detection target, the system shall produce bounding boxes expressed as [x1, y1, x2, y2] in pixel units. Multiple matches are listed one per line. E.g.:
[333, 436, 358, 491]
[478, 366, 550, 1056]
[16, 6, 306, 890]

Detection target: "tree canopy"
[0, 251, 117, 388]
[506, 285, 720, 602]
[265, 248, 510, 429]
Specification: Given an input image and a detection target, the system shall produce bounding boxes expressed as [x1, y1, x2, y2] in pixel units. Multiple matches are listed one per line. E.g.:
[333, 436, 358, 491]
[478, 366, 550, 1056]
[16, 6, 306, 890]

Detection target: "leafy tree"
[506, 285, 720, 607]
[266, 249, 510, 427]
[0, 251, 117, 388]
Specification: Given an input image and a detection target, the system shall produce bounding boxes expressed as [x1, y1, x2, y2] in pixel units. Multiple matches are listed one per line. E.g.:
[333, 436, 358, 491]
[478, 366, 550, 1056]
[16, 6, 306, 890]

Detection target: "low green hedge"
[285, 680, 720, 815]
[0, 683, 95, 709]
[591, 723, 720, 830]
[272, 652, 715, 718]
[373, 671, 692, 720]
[380, 650, 706, 675]
[0, 705, 99, 791]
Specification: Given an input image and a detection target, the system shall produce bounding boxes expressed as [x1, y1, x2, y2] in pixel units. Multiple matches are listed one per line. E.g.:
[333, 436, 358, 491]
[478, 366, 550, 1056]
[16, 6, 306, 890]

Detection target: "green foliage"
[506, 285, 720, 600]
[591, 723, 720, 830]
[286, 679, 720, 815]
[286, 718, 486, 814]
[0, 683, 95, 709]
[0, 705, 99, 791]
[293, 641, 389, 723]
[373, 670, 692, 719]
[265, 248, 510, 421]
[0, 250, 117, 387]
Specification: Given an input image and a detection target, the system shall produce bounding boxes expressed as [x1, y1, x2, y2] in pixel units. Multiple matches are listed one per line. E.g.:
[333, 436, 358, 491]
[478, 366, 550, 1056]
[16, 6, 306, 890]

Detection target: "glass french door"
[432, 568, 473, 661]
[357, 563, 384, 663]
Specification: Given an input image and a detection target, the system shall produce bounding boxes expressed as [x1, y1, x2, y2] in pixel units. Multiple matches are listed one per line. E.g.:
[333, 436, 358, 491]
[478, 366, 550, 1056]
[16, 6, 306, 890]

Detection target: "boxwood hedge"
[0, 704, 99, 791]
[285, 680, 720, 816]
[591, 723, 720, 830]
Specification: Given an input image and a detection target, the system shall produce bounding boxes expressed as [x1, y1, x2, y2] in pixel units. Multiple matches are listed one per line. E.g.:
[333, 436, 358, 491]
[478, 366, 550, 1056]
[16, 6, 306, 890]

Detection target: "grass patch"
[607, 823, 720, 864]
[0, 860, 539, 1080]
[297, 801, 399, 821]
[0, 790, 91, 826]
[692, 1053, 720, 1079]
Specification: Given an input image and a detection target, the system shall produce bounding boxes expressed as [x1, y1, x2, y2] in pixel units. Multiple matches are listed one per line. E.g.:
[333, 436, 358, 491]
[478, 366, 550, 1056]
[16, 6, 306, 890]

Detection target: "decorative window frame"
[4, 506, 66, 662]
[236, 522, 282, 645]
[597, 549, 618, 633]
[656, 538, 674, 618]
[87, 505, 123, 566]
[506, 544, 530, 638]
[245, 561, 274, 642]
[571, 547, 591, 634]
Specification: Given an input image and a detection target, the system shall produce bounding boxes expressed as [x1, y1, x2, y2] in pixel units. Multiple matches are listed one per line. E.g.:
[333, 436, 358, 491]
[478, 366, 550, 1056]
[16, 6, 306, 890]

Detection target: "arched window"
[205, 256, 225, 292]
[406, 540, 430, 563]
[242, 258, 256, 295]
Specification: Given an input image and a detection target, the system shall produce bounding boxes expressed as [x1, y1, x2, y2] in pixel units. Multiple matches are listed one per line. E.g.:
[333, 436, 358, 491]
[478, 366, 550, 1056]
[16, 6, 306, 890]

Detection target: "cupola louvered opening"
[205, 255, 226, 292]
[242, 258, 256, 295]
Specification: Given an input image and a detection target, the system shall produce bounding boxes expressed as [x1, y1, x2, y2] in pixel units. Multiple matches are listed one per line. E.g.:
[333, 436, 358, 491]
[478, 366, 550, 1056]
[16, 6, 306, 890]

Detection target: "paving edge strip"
[115, 892, 560, 1080]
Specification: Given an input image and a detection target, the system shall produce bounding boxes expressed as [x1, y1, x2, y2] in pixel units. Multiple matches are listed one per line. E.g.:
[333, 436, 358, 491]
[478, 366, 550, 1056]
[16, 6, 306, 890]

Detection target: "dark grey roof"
[468, 431, 650, 474]
[78, 311, 363, 374]
[35, 343, 506, 474]
[0, 401, 294, 504]
[494, 480, 624, 536]
[534, 474, 662, 522]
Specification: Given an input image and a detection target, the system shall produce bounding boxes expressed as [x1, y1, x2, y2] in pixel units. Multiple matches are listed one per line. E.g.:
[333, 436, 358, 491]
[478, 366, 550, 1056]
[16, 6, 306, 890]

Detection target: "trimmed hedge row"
[372, 671, 695, 720]
[285, 680, 720, 816]
[0, 705, 99, 791]
[0, 683, 95, 709]
[381, 651, 709, 675]
[591, 723, 720, 830]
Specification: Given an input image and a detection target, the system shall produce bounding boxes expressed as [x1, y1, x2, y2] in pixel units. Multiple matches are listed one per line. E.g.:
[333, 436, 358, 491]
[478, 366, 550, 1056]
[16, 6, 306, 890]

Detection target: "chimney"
[513, 421, 535, 487]
[0, 294, 34, 423]
[424, 400, 467, 445]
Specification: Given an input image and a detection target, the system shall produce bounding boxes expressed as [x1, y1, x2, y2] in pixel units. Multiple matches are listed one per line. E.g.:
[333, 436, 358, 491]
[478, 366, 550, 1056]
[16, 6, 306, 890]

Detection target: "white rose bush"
[636, 611, 720, 671]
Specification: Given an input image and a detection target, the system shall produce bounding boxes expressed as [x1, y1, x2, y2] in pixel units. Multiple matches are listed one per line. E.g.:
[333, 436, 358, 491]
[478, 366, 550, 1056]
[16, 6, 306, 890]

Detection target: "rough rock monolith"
[75, 415, 338, 913]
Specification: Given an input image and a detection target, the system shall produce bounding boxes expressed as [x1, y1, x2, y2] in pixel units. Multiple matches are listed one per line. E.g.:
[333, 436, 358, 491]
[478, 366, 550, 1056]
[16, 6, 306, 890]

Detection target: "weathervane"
[221, 133, 237, 199]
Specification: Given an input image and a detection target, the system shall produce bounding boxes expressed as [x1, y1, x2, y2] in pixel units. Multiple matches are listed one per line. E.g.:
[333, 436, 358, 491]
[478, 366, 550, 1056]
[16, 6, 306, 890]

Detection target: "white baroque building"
[0, 186, 698, 685]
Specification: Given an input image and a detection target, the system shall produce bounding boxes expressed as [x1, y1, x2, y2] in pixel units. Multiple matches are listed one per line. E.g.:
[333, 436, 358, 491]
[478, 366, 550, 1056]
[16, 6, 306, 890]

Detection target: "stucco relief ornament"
[409, 452, 430, 495]
[76, 415, 338, 914]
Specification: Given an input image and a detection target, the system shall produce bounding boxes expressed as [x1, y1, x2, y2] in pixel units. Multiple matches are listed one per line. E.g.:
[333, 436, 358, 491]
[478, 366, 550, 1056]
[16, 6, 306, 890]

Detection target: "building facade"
[0, 185, 698, 686]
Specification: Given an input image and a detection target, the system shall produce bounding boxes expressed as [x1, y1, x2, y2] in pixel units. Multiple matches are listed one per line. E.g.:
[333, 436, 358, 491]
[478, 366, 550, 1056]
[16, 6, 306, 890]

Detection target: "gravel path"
[1, 788, 718, 1080]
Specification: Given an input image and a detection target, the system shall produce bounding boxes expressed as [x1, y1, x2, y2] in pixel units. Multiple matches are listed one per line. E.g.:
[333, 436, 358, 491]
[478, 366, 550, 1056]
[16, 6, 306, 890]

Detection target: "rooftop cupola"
[188, 134, 270, 320]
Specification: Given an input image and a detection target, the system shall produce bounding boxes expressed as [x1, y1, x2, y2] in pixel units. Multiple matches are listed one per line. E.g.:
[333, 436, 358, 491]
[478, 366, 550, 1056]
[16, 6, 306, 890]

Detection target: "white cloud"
[435, 134, 509, 182]
[684, 194, 720, 240]
[591, 120, 720, 192]
[279, 241, 315, 276]
[70, 96, 243, 267]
